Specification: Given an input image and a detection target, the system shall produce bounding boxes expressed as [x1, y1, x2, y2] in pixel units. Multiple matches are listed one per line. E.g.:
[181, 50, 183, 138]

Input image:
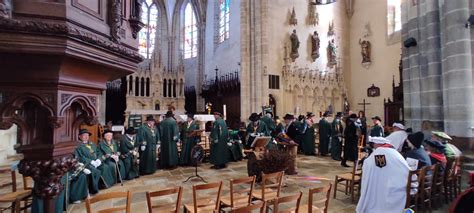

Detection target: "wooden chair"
[431, 163, 444, 208]
[333, 159, 361, 203]
[221, 176, 255, 210]
[252, 171, 284, 203]
[272, 192, 302, 213]
[0, 167, 32, 213]
[85, 191, 131, 213]
[299, 183, 332, 213]
[146, 186, 183, 213]
[230, 201, 265, 213]
[184, 181, 222, 213]
[405, 169, 422, 211]
[418, 165, 436, 213]
[453, 156, 463, 196]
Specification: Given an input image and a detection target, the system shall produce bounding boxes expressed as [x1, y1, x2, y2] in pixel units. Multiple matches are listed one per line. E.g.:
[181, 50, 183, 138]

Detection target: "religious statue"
[205, 102, 212, 115]
[289, 7, 297, 25]
[108, 0, 123, 42]
[359, 39, 372, 64]
[343, 97, 350, 114]
[327, 39, 337, 67]
[311, 31, 320, 61]
[290, 30, 300, 62]
[0, 0, 12, 18]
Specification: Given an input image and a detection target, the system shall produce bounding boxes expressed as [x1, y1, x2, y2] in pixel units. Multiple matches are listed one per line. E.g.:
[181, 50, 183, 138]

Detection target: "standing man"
[210, 112, 230, 169]
[179, 113, 199, 166]
[160, 111, 180, 169]
[356, 137, 409, 213]
[331, 112, 344, 161]
[119, 127, 139, 180]
[342, 114, 359, 167]
[370, 116, 384, 137]
[318, 112, 332, 156]
[138, 115, 160, 175]
[301, 112, 316, 155]
[74, 129, 103, 194]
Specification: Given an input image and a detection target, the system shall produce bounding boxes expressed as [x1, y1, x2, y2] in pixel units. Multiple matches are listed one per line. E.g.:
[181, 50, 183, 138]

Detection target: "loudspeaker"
[404, 37, 417, 48]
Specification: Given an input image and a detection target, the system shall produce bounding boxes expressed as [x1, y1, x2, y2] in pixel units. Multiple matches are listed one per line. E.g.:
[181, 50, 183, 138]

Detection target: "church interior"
[0, 0, 473, 212]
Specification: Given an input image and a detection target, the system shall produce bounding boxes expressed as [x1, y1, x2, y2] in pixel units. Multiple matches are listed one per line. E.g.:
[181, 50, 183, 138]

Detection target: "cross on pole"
[357, 99, 371, 115]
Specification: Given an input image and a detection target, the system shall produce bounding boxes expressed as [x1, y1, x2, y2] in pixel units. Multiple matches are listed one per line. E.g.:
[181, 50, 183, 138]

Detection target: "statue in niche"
[290, 29, 300, 62]
[359, 39, 372, 64]
[109, 0, 123, 42]
[327, 39, 337, 67]
[0, 0, 12, 18]
[311, 31, 320, 61]
[343, 97, 350, 114]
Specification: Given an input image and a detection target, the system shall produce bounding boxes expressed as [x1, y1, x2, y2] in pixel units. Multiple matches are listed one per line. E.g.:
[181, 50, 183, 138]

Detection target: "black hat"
[146, 115, 155, 122]
[125, 127, 136, 135]
[186, 113, 195, 119]
[249, 113, 260, 122]
[298, 115, 305, 121]
[336, 112, 343, 117]
[323, 111, 329, 117]
[306, 112, 315, 118]
[350, 113, 358, 119]
[78, 129, 92, 136]
[407, 132, 424, 149]
[283, 114, 294, 120]
[424, 139, 446, 152]
[165, 111, 174, 117]
[103, 129, 114, 137]
[371, 116, 382, 122]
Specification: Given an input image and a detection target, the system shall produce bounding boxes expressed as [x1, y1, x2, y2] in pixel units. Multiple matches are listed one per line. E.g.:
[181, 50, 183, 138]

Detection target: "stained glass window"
[183, 3, 197, 59]
[138, 0, 158, 59]
[218, 0, 230, 43]
[387, 0, 401, 36]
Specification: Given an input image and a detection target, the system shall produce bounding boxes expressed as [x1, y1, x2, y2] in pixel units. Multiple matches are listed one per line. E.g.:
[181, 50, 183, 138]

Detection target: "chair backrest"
[22, 175, 33, 190]
[351, 159, 362, 180]
[261, 171, 284, 200]
[419, 165, 436, 195]
[0, 167, 17, 192]
[433, 163, 444, 186]
[85, 191, 131, 213]
[146, 187, 182, 213]
[273, 192, 302, 213]
[308, 183, 332, 213]
[229, 176, 255, 208]
[358, 135, 365, 148]
[231, 201, 265, 213]
[192, 181, 223, 212]
[405, 169, 422, 208]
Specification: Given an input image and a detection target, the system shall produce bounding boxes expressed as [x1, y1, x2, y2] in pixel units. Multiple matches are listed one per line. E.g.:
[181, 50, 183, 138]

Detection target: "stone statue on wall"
[109, 0, 122, 42]
[327, 39, 337, 67]
[290, 29, 300, 62]
[0, 0, 12, 18]
[343, 97, 350, 113]
[359, 39, 371, 64]
[311, 31, 320, 61]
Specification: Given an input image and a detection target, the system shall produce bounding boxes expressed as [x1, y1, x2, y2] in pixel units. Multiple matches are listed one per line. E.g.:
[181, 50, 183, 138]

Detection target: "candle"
[223, 105, 227, 120]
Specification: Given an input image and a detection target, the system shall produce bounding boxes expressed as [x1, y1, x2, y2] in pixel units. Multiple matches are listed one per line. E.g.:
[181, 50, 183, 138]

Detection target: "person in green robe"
[119, 127, 140, 180]
[330, 112, 344, 161]
[370, 116, 384, 137]
[228, 129, 244, 161]
[245, 113, 269, 148]
[159, 111, 180, 169]
[318, 112, 332, 156]
[210, 112, 230, 169]
[137, 115, 160, 175]
[301, 112, 316, 155]
[179, 113, 200, 166]
[273, 116, 285, 138]
[260, 112, 276, 135]
[74, 129, 103, 194]
[98, 130, 125, 187]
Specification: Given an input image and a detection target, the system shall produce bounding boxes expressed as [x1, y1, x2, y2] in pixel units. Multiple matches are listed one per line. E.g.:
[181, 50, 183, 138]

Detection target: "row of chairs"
[405, 156, 463, 213]
[85, 171, 333, 213]
[0, 166, 33, 213]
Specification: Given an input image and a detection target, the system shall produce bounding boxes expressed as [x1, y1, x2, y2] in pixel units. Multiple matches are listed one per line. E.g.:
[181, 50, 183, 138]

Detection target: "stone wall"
[402, 0, 474, 148]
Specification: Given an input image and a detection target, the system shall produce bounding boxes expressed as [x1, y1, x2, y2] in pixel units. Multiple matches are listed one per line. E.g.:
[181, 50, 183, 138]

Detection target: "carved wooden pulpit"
[0, 1, 143, 212]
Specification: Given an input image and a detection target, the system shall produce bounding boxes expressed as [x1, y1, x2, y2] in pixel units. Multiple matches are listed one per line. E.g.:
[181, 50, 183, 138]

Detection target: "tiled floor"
[68, 155, 358, 212]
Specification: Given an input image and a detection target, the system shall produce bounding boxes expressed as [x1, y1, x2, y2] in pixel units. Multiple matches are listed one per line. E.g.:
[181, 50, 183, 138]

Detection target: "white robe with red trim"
[356, 147, 410, 213]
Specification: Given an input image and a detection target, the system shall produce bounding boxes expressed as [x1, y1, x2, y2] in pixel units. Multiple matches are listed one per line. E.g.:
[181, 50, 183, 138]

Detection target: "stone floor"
[68, 155, 358, 212]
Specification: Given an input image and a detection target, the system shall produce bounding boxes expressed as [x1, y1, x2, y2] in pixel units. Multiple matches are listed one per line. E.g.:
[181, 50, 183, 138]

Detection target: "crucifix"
[357, 99, 371, 115]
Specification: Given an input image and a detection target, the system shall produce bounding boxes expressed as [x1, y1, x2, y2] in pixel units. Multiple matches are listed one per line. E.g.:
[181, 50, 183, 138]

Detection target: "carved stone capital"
[18, 156, 76, 199]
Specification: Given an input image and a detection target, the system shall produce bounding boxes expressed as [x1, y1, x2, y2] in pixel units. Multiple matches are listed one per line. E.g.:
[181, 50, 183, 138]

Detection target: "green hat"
[432, 131, 452, 141]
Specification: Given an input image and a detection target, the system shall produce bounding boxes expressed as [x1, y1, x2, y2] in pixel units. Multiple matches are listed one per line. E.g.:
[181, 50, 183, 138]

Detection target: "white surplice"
[385, 130, 408, 152]
[356, 147, 410, 213]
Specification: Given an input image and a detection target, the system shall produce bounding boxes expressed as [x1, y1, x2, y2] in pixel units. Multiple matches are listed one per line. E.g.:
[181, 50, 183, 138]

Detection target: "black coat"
[286, 122, 299, 142]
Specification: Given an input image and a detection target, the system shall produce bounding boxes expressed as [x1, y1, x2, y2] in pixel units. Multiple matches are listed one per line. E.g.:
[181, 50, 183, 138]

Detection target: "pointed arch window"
[218, 0, 230, 43]
[183, 3, 198, 59]
[138, 0, 158, 59]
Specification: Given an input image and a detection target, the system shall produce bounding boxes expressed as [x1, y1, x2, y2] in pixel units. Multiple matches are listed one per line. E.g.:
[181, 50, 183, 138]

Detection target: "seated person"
[424, 139, 447, 170]
[403, 132, 431, 169]
[74, 129, 103, 194]
[97, 130, 125, 187]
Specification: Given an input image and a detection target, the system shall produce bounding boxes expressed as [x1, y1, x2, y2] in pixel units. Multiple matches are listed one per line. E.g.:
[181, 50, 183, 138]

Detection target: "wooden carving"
[129, 0, 144, 39]
[109, 0, 123, 42]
